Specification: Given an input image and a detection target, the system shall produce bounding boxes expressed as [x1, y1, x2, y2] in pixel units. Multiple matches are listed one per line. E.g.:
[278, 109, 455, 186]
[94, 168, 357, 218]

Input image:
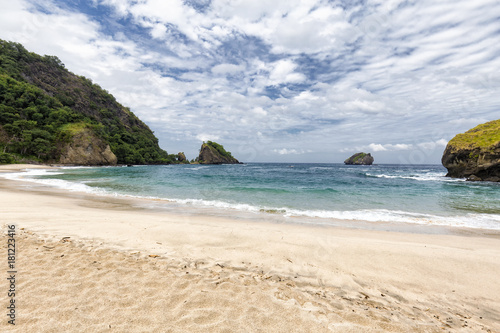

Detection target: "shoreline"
[1, 164, 500, 331]
[2, 164, 500, 236]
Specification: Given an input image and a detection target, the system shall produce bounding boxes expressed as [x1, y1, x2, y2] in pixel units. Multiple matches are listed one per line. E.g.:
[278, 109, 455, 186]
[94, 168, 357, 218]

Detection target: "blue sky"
[1, 0, 499, 163]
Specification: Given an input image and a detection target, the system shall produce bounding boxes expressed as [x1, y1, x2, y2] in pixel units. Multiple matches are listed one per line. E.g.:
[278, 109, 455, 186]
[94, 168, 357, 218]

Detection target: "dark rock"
[466, 175, 482, 182]
[196, 141, 240, 164]
[59, 128, 117, 165]
[344, 152, 374, 165]
[442, 119, 500, 182]
[177, 152, 187, 163]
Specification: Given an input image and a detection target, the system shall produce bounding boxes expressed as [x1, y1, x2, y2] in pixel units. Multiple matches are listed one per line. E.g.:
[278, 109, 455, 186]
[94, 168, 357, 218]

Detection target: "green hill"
[0, 39, 176, 165]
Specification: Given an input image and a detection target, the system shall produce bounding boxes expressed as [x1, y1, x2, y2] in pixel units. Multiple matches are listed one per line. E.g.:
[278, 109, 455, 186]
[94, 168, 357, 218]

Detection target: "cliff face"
[442, 119, 500, 182]
[344, 152, 374, 165]
[177, 152, 187, 163]
[59, 127, 117, 165]
[196, 142, 240, 164]
[0, 39, 171, 165]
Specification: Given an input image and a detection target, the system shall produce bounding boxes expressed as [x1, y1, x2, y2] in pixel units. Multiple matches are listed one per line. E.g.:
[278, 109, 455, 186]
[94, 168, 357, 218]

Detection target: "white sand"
[1, 164, 500, 332]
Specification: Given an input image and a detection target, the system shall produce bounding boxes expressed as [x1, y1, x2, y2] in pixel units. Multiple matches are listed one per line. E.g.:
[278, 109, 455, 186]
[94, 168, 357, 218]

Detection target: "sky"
[1, 0, 499, 164]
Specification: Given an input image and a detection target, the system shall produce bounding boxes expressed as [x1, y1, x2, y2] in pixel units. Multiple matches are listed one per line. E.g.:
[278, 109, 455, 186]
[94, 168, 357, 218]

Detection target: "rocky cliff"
[0, 39, 172, 165]
[344, 152, 374, 165]
[59, 126, 117, 165]
[177, 152, 187, 163]
[196, 141, 240, 164]
[442, 119, 500, 182]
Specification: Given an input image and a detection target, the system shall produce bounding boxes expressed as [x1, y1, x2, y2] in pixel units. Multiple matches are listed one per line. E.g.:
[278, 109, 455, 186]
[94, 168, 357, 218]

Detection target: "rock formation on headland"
[0, 39, 173, 165]
[177, 152, 187, 163]
[196, 141, 240, 164]
[344, 152, 374, 165]
[59, 126, 117, 165]
[442, 119, 500, 182]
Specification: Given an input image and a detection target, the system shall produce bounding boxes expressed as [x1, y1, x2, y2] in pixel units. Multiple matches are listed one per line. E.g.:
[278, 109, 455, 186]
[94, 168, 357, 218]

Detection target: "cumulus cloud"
[0, 0, 499, 163]
[273, 148, 311, 155]
[268, 59, 306, 85]
[368, 144, 388, 152]
[417, 139, 449, 151]
[211, 63, 246, 75]
[196, 134, 220, 142]
[366, 143, 413, 152]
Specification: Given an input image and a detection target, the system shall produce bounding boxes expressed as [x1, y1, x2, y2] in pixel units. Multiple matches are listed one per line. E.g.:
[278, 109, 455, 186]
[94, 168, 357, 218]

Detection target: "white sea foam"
[0, 169, 106, 194]
[309, 166, 334, 171]
[1, 169, 62, 180]
[149, 197, 500, 230]
[366, 172, 465, 182]
[167, 198, 262, 212]
[187, 166, 209, 171]
[280, 208, 500, 230]
[3, 167, 499, 231]
[58, 166, 96, 170]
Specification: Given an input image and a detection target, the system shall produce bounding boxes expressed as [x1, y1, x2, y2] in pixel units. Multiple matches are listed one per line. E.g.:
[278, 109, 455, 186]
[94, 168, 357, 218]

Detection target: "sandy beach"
[1, 165, 500, 332]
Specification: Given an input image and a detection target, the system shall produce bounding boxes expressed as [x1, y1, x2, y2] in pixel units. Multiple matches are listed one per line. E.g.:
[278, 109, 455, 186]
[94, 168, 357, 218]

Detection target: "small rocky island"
[344, 152, 374, 165]
[442, 119, 500, 182]
[195, 141, 241, 164]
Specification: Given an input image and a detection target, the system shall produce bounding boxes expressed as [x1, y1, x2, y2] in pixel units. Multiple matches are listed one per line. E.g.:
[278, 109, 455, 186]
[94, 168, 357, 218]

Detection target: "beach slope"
[1, 165, 500, 332]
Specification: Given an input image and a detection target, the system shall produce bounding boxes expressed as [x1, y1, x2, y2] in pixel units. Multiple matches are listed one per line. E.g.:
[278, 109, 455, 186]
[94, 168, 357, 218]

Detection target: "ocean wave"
[186, 166, 209, 171]
[281, 208, 500, 230]
[1, 168, 64, 178]
[4, 167, 499, 231]
[365, 172, 464, 182]
[0, 169, 107, 194]
[58, 166, 98, 170]
[163, 199, 500, 230]
[309, 166, 334, 171]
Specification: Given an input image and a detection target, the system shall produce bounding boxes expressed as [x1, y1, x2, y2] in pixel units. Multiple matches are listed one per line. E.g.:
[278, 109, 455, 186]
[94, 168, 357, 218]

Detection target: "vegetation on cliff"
[344, 152, 374, 165]
[205, 141, 234, 159]
[0, 39, 174, 164]
[195, 141, 240, 164]
[442, 119, 500, 182]
[446, 119, 500, 151]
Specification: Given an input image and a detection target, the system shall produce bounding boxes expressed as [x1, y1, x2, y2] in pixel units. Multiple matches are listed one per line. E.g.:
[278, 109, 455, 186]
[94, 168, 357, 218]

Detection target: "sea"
[4, 163, 500, 231]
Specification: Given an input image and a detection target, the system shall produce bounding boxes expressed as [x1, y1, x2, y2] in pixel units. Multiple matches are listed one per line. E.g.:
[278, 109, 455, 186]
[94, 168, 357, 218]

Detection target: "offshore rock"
[196, 141, 240, 164]
[344, 152, 374, 165]
[59, 128, 117, 165]
[442, 119, 500, 182]
[177, 152, 187, 163]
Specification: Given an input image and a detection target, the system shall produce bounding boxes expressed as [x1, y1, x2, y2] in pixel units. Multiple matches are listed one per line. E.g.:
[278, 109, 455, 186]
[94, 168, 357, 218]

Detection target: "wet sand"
[1, 164, 500, 332]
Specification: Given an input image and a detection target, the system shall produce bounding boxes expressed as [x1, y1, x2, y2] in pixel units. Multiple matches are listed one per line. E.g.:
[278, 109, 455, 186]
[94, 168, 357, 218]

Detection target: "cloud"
[417, 139, 449, 151]
[449, 118, 488, 127]
[368, 144, 388, 152]
[0, 0, 499, 163]
[268, 59, 306, 85]
[196, 134, 220, 142]
[211, 63, 246, 75]
[354, 140, 448, 154]
[273, 148, 312, 155]
[274, 148, 299, 155]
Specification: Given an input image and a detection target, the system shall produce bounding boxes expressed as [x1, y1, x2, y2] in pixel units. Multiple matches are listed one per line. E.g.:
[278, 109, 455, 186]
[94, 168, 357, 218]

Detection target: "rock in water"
[442, 119, 500, 182]
[344, 152, 374, 165]
[177, 152, 187, 163]
[196, 141, 240, 164]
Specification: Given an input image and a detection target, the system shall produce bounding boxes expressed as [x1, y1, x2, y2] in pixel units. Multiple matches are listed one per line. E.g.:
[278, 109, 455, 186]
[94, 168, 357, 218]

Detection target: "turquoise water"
[6, 163, 500, 230]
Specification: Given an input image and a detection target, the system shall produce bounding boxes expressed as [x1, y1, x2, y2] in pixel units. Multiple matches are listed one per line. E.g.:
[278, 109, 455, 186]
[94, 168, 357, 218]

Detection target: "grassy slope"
[448, 119, 500, 150]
